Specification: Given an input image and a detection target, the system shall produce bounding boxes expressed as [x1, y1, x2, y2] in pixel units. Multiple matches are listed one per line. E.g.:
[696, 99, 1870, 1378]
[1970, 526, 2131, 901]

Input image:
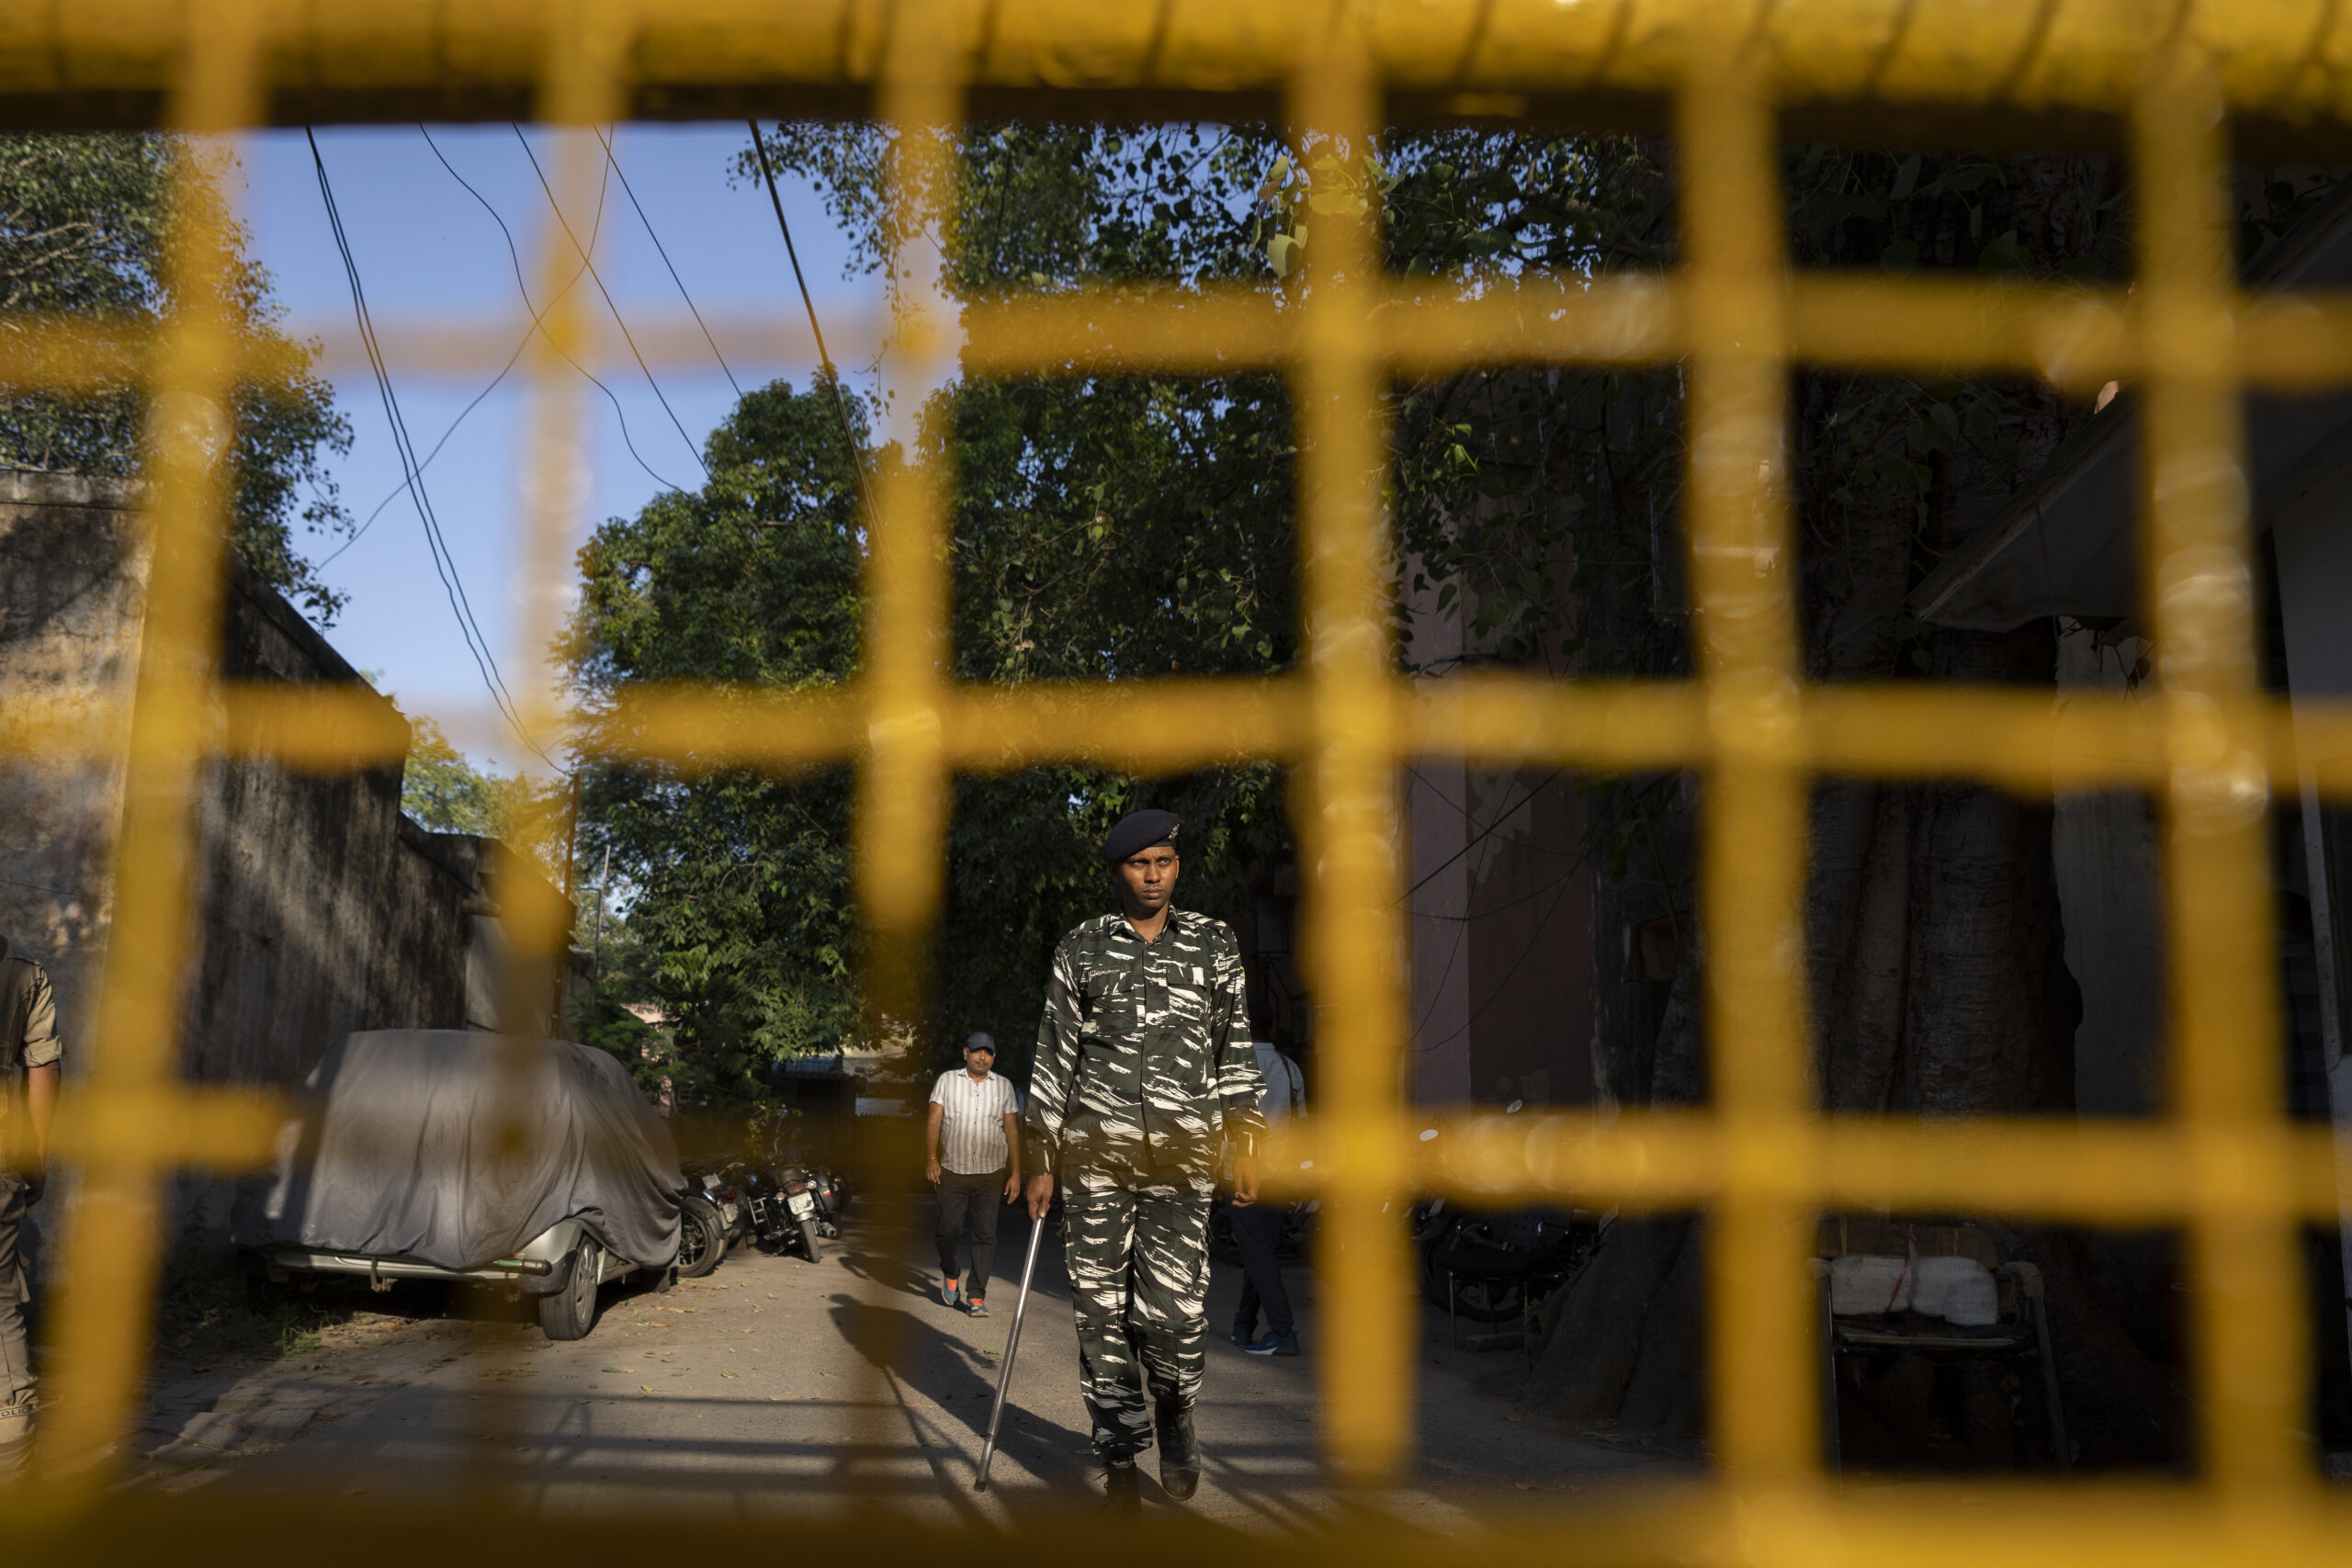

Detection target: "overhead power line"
[419, 125, 688, 496]
[747, 119, 877, 528]
[593, 125, 742, 399]
[305, 127, 555, 771]
[319, 144, 620, 572]
[510, 123, 713, 483]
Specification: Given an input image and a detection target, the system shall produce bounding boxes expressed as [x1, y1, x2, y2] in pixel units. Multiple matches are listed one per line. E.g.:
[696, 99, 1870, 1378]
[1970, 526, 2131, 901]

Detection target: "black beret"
[1102, 808, 1182, 864]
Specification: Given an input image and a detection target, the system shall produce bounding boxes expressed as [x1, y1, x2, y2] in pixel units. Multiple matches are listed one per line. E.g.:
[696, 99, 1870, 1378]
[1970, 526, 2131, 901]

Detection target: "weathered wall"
[1400, 547, 1597, 1111]
[0, 471, 572, 1094]
[1460, 768, 1595, 1108]
[181, 552, 471, 1086]
[0, 472, 144, 1064]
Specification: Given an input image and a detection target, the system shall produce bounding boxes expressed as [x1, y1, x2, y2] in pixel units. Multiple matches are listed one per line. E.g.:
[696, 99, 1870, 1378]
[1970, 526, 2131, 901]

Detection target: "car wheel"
[797, 1217, 823, 1262]
[677, 1196, 725, 1279]
[539, 1239, 602, 1341]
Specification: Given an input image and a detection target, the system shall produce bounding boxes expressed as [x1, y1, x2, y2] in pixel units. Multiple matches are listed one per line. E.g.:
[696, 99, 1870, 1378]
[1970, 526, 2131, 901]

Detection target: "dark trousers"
[1229, 1200, 1295, 1338]
[934, 1166, 1006, 1295]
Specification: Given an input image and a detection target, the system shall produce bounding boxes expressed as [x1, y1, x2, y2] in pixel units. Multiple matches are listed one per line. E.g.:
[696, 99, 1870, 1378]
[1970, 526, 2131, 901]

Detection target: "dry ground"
[119, 1205, 1691, 1528]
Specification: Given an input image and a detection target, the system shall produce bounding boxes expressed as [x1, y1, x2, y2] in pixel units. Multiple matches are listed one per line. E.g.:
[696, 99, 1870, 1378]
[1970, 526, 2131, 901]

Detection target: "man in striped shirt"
[926, 1032, 1022, 1315]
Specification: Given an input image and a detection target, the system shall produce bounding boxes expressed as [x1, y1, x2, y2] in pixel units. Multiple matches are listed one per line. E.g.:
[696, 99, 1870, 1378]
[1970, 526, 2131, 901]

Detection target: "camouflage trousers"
[1060, 1163, 1213, 1458]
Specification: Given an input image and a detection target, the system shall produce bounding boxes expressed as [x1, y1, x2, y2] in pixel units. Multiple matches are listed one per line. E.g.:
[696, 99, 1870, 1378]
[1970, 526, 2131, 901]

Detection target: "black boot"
[1102, 1452, 1141, 1512]
[1155, 1399, 1200, 1501]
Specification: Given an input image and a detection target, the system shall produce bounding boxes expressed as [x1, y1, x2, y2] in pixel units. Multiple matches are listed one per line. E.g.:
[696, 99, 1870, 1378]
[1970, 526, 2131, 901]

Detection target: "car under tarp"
[233, 1030, 683, 1271]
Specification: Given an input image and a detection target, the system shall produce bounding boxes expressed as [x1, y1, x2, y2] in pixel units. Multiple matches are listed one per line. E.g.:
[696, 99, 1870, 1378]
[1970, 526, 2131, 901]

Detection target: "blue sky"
[241, 122, 882, 771]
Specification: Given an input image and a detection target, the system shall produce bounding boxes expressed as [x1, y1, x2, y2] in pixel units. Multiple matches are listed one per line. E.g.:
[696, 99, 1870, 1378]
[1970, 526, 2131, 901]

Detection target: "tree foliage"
[400, 715, 533, 839]
[569, 123, 1312, 1090]
[0, 133, 354, 618]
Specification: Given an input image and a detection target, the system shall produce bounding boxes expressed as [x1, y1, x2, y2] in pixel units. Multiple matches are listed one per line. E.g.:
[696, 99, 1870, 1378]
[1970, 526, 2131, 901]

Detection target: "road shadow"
[824, 1292, 1095, 1494]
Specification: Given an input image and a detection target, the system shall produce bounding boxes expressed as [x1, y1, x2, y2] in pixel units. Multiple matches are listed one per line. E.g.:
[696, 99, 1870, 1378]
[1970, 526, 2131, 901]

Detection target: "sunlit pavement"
[125, 1210, 1688, 1528]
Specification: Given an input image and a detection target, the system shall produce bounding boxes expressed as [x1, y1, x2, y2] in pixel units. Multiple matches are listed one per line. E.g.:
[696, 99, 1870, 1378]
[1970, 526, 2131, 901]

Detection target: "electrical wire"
[1396, 766, 1568, 906]
[1412, 842, 1592, 1055]
[419, 125, 688, 496]
[510, 123, 712, 482]
[318, 152, 619, 573]
[593, 124, 742, 399]
[746, 119, 877, 527]
[1405, 762, 1587, 857]
[305, 128, 557, 771]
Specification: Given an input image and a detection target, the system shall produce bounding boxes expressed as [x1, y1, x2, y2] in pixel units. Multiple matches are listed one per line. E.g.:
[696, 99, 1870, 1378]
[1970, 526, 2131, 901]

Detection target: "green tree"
[570, 119, 1305, 1092]
[400, 715, 526, 838]
[0, 132, 354, 618]
[766, 118, 2226, 1465]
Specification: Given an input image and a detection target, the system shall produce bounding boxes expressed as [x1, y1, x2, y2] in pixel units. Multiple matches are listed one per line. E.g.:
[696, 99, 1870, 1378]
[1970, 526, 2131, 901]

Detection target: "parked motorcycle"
[1408, 1109, 1603, 1326]
[698, 1168, 751, 1250]
[806, 1165, 849, 1239]
[675, 1189, 729, 1279]
[744, 1164, 827, 1261]
[1414, 1198, 1600, 1324]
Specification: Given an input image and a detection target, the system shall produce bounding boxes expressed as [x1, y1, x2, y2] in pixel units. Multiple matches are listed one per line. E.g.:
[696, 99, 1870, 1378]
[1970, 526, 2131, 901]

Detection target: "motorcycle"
[698, 1168, 751, 1249]
[744, 1163, 827, 1262]
[674, 1187, 730, 1279]
[1414, 1198, 1600, 1324]
[1408, 1108, 1604, 1327]
[806, 1165, 849, 1239]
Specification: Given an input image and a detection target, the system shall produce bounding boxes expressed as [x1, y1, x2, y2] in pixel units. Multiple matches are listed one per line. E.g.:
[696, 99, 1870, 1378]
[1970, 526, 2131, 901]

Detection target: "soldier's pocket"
[1080, 970, 1139, 1036]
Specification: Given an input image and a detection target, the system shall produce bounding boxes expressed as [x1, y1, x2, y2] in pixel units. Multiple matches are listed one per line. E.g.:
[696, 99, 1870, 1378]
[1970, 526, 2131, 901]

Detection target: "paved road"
[127, 1206, 1687, 1526]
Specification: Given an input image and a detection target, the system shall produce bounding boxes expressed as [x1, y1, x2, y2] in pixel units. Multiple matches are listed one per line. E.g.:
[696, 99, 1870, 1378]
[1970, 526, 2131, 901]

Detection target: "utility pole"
[552, 773, 581, 1035]
[594, 844, 612, 976]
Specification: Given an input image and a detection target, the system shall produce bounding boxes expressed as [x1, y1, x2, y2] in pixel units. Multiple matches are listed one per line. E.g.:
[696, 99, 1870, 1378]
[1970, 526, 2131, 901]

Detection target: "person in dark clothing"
[1229, 1041, 1304, 1355]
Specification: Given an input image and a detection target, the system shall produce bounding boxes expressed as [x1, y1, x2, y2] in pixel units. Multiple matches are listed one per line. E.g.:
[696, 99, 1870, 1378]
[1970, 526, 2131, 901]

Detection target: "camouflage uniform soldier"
[1023, 809, 1267, 1506]
[0, 935, 62, 1479]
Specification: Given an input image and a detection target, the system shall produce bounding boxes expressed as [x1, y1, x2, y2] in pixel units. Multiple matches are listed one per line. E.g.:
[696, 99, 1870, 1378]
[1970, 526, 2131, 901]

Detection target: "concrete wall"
[0, 471, 145, 1069]
[0, 471, 573, 1101]
[1400, 550, 1596, 1111]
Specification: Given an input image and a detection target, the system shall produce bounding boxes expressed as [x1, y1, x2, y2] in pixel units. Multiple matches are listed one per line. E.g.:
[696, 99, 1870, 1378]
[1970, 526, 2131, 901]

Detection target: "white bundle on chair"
[1911, 1255, 2000, 1326]
[1829, 1253, 1913, 1314]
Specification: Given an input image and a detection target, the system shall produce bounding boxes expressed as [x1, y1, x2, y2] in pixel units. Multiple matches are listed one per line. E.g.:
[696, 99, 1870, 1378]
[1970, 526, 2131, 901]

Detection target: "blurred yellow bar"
[27, 1086, 287, 1171]
[9, 277, 2352, 391]
[1274, 1111, 2346, 1224]
[6, 0, 2352, 119]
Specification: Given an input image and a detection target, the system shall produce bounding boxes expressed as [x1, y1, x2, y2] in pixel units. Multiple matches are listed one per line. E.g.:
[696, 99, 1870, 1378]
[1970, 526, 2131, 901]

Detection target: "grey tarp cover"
[232, 1030, 683, 1270]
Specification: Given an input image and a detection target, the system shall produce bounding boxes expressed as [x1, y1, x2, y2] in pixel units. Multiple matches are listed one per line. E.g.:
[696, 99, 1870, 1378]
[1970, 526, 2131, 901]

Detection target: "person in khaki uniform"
[0, 935, 61, 1477]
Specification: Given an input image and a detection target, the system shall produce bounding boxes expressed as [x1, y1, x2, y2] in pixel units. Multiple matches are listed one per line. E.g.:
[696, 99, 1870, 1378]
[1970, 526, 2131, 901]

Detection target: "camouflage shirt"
[1023, 908, 1268, 1178]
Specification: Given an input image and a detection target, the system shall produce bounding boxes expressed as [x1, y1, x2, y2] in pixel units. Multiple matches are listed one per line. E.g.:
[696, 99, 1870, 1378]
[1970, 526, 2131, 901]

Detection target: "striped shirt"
[930, 1068, 1021, 1175]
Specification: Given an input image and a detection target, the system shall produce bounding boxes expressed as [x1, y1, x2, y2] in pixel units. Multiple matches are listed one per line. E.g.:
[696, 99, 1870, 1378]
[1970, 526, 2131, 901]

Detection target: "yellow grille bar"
[17, 0, 2352, 121]
[2, 0, 2348, 1553]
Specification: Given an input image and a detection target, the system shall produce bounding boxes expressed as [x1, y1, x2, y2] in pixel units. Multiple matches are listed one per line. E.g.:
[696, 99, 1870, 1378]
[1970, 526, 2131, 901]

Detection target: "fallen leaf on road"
[602, 1367, 620, 1373]
[639, 1385, 653, 1393]
[720, 1372, 739, 1379]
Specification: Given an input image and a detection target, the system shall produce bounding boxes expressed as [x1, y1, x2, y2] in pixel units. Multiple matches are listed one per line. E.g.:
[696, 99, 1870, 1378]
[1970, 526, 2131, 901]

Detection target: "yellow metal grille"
[6, 0, 2352, 1557]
